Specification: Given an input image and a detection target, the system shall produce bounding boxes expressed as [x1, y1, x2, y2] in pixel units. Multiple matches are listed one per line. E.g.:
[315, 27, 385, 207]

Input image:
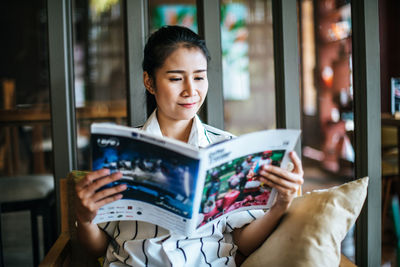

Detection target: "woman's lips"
[179, 102, 197, 108]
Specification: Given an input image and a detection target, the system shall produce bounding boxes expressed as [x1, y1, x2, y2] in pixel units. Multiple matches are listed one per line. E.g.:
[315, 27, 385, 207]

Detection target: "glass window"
[0, 2, 53, 176]
[300, 0, 354, 188]
[0, 1, 54, 266]
[149, 0, 197, 33]
[73, 0, 128, 170]
[299, 0, 354, 262]
[221, 0, 275, 135]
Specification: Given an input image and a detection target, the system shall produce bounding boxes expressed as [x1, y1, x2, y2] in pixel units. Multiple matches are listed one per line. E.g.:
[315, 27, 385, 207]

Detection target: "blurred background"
[0, 0, 398, 266]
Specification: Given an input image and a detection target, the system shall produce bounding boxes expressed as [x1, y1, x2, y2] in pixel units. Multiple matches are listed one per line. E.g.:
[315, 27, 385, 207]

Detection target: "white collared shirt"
[101, 111, 264, 267]
[141, 110, 232, 148]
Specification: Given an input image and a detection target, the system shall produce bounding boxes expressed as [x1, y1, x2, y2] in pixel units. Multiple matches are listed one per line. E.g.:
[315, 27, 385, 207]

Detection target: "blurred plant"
[151, 5, 197, 33]
[90, 0, 119, 17]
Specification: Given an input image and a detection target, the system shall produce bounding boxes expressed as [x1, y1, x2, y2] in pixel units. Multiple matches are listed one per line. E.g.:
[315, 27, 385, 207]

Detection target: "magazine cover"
[90, 123, 300, 235]
[91, 124, 202, 235]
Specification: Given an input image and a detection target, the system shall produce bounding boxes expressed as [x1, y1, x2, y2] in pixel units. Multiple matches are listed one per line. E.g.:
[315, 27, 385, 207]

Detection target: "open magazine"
[90, 123, 300, 236]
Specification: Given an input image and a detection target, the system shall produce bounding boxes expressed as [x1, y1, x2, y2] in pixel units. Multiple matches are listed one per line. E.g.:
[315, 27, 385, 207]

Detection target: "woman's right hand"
[75, 168, 127, 224]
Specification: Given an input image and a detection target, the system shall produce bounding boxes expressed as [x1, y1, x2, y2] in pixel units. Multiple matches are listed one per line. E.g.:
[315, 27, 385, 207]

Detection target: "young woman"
[75, 25, 304, 267]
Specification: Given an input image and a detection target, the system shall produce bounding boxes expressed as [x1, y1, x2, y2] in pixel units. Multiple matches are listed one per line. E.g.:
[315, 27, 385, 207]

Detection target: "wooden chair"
[2, 79, 18, 175]
[381, 126, 399, 231]
[39, 172, 99, 267]
[40, 172, 357, 267]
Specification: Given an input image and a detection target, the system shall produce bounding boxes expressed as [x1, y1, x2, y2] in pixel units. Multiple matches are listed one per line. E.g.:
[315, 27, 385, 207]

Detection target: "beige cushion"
[242, 177, 369, 267]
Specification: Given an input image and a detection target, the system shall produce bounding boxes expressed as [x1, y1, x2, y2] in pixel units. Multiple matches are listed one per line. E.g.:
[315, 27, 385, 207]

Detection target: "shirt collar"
[141, 109, 211, 148]
[188, 114, 211, 148]
[141, 109, 163, 137]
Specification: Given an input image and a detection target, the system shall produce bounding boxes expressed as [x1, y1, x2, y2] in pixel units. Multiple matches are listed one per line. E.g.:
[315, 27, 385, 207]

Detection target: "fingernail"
[286, 162, 294, 172]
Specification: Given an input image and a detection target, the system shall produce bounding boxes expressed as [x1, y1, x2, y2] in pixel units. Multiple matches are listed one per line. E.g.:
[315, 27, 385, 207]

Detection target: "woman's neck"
[156, 112, 194, 143]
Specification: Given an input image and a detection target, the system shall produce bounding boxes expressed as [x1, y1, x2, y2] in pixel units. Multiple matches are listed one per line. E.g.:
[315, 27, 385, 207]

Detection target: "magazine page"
[90, 123, 203, 235]
[195, 129, 300, 229]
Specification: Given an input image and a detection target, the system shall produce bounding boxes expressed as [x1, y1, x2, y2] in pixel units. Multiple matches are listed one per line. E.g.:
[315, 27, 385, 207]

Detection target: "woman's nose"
[183, 79, 196, 96]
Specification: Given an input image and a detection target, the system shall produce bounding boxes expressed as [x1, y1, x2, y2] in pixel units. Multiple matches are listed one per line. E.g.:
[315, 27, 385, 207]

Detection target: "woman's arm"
[75, 169, 127, 257]
[233, 151, 304, 256]
[76, 220, 110, 257]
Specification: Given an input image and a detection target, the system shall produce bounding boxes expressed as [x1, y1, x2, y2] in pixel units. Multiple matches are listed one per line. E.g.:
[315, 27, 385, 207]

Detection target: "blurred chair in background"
[0, 175, 55, 266]
[391, 195, 400, 266]
[381, 126, 399, 232]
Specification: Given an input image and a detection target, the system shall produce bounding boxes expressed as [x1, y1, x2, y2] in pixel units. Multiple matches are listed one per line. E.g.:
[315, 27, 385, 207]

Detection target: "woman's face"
[145, 46, 208, 123]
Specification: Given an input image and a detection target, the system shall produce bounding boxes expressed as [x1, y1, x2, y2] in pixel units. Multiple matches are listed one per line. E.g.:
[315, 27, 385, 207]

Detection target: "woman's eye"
[194, 77, 204, 80]
[169, 78, 182, 81]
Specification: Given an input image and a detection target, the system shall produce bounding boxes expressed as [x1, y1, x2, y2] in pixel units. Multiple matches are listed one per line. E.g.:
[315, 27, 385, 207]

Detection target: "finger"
[76, 172, 123, 200]
[93, 183, 127, 202]
[286, 162, 294, 172]
[259, 171, 302, 190]
[76, 169, 110, 190]
[289, 151, 304, 176]
[261, 165, 303, 184]
[87, 171, 123, 193]
[263, 178, 297, 196]
[93, 193, 124, 209]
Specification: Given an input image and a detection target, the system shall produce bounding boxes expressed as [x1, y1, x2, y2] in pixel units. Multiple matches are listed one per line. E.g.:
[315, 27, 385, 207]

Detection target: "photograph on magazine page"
[198, 149, 285, 226]
[92, 133, 200, 218]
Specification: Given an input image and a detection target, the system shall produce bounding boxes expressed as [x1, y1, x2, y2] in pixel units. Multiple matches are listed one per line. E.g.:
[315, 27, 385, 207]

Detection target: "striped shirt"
[101, 110, 265, 267]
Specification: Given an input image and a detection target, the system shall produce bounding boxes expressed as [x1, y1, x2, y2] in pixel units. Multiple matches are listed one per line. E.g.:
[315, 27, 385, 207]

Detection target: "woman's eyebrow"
[194, 69, 207, 73]
[166, 69, 207, 74]
[166, 70, 185, 74]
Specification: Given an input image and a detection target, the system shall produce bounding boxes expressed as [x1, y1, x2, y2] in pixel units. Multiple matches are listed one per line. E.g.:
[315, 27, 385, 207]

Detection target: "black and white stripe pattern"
[200, 238, 212, 267]
[247, 210, 256, 220]
[102, 113, 265, 267]
[176, 240, 187, 263]
[142, 239, 148, 266]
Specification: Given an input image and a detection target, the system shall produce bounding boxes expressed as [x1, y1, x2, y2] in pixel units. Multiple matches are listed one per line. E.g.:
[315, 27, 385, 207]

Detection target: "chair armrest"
[339, 254, 357, 267]
[39, 232, 71, 267]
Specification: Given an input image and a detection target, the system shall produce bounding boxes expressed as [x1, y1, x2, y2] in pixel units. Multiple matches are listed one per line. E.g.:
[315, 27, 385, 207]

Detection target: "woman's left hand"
[257, 151, 304, 211]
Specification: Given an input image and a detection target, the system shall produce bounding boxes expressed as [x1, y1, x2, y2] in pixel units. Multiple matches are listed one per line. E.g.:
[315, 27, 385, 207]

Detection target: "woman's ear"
[143, 72, 155, 95]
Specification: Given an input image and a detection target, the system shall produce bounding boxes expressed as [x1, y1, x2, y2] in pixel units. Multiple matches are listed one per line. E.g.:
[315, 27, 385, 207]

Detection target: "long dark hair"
[142, 25, 211, 113]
